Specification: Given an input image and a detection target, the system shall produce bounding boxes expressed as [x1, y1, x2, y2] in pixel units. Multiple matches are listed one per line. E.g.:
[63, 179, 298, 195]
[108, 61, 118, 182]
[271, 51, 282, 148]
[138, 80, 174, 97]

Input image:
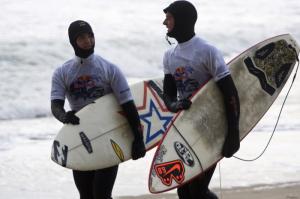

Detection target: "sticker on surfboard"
[111, 139, 125, 162]
[154, 160, 185, 186]
[244, 39, 298, 95]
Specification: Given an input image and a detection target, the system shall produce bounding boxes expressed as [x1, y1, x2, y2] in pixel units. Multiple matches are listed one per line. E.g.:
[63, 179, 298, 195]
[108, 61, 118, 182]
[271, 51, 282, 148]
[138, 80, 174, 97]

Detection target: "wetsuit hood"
[68, 20, 95, 58]
[164, 1, 197, 43]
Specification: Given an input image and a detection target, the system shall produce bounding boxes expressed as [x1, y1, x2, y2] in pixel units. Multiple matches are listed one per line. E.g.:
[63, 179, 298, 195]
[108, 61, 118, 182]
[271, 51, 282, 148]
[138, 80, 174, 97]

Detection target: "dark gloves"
[63, 110, 80, 125]
[51, 99, 80, 125]
[132, 138, 146, 160]
[222, 126, 240, 158]
[163, 95, 192, 113]
[168, 99, 192, 113]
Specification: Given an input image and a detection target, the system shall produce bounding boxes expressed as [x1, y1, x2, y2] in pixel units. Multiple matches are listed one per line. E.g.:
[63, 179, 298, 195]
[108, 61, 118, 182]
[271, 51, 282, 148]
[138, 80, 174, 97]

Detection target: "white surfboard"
[51, 78, 176, 170]
[148, 34, 300, 193]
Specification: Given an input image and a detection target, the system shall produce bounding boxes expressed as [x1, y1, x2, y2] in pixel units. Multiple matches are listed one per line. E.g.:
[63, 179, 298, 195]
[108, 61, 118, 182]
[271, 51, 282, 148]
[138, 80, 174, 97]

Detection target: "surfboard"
[148, 34, 300, 193]
[51, 78, 176, 171]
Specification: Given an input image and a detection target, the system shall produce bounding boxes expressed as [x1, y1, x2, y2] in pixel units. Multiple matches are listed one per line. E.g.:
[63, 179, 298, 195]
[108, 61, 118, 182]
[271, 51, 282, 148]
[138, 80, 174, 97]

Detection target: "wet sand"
[117, 182, 300, 199]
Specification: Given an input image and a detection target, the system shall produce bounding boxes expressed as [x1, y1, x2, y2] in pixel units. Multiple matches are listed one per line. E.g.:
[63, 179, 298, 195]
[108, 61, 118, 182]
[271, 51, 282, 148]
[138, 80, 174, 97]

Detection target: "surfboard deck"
[51, 78, 176, 171]
[148, 34, 300, 193]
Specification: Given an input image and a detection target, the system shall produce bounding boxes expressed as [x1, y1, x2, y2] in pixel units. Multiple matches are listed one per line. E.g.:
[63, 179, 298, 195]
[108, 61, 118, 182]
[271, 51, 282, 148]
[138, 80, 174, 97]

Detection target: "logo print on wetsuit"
[174, 66, 193, 81]
[154, 160, 185, 186]
[173, 66, 199, 97]
[70, 75, 104, 100]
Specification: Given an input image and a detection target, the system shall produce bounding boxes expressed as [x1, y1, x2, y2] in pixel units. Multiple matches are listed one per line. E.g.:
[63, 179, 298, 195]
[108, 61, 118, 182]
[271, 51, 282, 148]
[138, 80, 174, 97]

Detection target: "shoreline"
[116, 182, 300, 199]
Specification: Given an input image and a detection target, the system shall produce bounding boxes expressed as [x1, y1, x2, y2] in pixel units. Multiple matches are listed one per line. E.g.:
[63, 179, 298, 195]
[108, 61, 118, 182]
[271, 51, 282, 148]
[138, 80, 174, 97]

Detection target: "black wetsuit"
[73, 166, 118, 199]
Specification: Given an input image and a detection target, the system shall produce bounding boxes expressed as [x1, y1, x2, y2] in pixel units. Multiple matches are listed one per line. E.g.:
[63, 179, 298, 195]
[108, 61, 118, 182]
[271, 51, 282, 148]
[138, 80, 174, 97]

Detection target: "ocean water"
[0, 0, 300, 198]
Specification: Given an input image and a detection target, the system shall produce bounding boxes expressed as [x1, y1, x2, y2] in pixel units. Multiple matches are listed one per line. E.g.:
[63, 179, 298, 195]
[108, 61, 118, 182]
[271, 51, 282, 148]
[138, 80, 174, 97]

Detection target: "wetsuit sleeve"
[162, 74, 191, 113]
[121, 100, 146, 160]
[216, 75, 240, 131]
[162, 52, 192, 113]
[216, 74, 240, 157]
[121, 100, 143, 140]
[163, 74, 177, 100]
[51, 99, 66, 123]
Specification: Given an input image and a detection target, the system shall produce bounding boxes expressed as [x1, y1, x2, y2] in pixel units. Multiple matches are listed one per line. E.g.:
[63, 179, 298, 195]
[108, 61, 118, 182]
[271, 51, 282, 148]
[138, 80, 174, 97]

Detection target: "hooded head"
[68, 20, 95, 58]
[163, 1, 197, 43]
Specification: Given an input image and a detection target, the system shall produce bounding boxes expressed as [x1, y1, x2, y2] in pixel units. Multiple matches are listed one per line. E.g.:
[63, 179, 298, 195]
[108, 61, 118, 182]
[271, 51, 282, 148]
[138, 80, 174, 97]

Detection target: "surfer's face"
[163, 12, 175, 33]
[76, 32, 95, 50]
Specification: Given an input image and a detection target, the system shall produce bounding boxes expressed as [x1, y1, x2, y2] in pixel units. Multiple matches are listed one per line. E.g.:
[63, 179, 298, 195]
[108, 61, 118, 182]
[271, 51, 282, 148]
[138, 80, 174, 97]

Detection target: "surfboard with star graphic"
[51, 78, 176, 170]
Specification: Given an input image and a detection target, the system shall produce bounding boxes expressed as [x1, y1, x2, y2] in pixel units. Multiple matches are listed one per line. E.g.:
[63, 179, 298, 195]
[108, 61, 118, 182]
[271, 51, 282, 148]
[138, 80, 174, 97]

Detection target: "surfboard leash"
[233, 54, 299, 162]
[218, 162, 224, 199]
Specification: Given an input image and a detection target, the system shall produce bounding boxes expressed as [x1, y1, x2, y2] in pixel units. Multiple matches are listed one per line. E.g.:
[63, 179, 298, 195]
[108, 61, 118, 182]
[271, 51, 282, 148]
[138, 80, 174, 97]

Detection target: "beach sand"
[117, 183, 300, 199]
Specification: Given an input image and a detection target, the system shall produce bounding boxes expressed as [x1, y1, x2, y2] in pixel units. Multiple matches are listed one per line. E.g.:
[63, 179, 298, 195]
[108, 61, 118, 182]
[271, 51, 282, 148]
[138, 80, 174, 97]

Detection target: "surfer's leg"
[177, 182, 193, 199]
[93, 165, 119, 199]
[189, 164, 218, 199]
[73, 170, 95, 199]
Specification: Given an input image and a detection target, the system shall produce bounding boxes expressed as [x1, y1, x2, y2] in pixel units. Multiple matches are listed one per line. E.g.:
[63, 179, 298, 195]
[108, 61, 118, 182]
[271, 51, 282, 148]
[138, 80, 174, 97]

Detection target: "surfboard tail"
[148, 127, 204, 193]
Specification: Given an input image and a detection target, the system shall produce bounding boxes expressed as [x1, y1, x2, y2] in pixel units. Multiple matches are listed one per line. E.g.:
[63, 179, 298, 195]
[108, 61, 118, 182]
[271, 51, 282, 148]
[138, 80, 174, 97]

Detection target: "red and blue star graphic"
[136, 82, 174, 148]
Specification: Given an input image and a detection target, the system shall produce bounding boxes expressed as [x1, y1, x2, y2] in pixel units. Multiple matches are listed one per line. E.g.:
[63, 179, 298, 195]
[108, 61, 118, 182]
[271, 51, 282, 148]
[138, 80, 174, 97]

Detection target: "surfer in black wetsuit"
[161, 1, 240, 198]
[50, 20, 146, 199]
